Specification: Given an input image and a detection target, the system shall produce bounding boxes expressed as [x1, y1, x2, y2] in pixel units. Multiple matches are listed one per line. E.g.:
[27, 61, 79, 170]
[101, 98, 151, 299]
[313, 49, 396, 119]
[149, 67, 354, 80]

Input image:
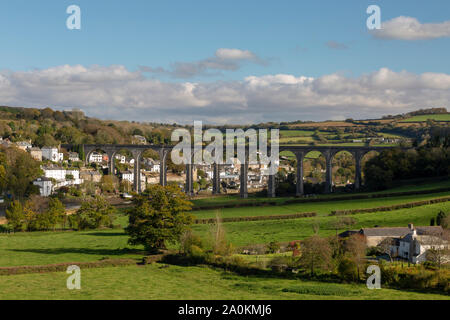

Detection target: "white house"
[43, 167, 66, 181]
[115, 154, 126, 164]
[394, 225, 449, 264]
[15, 141, 32, 151]
[121, 171, 134, 183]
[68, 152, 80, 162]
[33, 177, 53, 197]
[42, 167, 83, 187]
[89, 152, 103, 163]
[42, 147, 63, 162]
[144, 159, 160, 173]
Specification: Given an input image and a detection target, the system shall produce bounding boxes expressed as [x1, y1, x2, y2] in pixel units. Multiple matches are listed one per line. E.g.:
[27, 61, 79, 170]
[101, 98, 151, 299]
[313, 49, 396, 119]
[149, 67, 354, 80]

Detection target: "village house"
[42, 166, 82, 188]
[392, 225, 449, 264]
[340, 224, 448, 264]
[80, 170, 102, 183]
[68, 152, 80, 162]
[121, 171, 134, 184]
[132, 135, 147, 145]
[42, 146, 63, 162]
[143, 158, 161, 173]
[115, 154, 126, 164]
[89, 152, 104, 163]
[33, 177, 53, 197]
[15, 141, 32, 151]
[29, 147, 43, 161]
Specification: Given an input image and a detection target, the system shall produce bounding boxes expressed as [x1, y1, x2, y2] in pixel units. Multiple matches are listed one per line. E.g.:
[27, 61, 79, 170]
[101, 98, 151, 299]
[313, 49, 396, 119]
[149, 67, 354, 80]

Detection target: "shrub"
[267, 241, 281, 254]
[180, 230, 204, 255]
[337, 258, 358, 282]
[71, 196, 116, 230]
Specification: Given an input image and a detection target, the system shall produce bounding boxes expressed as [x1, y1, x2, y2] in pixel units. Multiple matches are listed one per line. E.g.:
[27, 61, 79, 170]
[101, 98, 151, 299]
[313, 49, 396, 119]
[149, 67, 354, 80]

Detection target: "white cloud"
[215, 48, 256, 60]
[0, 65, 449, 124]
[372, 16, 450, 40]
[140, 48, 266, 78]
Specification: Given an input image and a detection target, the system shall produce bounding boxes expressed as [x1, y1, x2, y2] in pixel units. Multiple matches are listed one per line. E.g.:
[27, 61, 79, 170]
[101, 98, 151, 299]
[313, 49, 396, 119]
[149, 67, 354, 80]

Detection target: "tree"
[343, 234, 367, 280]
[100, 175, 118, 193]
[436, 211, 448, 227]
[299, 235, 332, 277]
[126, 184, 193, 252]
[378, 237, 396, 262]
[5, 200, 24, 231]
[71, 196, 116, 230]
[0, 147, 42, 199]
[425, 229, 450, 269]
[47, 198, 66, 230]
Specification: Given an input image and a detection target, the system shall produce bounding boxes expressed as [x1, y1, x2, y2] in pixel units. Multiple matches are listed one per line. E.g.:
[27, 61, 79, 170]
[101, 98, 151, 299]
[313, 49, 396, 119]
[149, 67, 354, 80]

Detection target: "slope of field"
[0, 264, 447, 300]
[192, 201, 450, 246]
[192, 191, 450, 219]
[1, 199, 448, 267]
[191, 179, 450, 209]
[401, 114, 450, 122]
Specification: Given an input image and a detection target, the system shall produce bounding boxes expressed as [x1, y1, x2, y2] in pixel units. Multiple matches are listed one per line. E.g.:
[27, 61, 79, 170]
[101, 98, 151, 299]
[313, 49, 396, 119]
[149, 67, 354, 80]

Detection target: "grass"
[401, 114, 450, 122]
[191, 191, 450, 219]
[0, 264, 447, 300]
[2, 194, 448, 268]
[279, 130, 315, 137]
[191, 201, 450, 246]
[0, 228, 143, 267]
[190, 179, 450, 209]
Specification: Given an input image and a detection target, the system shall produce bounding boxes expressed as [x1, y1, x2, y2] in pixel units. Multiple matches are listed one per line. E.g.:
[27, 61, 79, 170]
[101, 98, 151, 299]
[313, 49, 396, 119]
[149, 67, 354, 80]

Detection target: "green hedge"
[330, 196, 450, 216]
[195, 212, 316, 224]
[0, 258, 141, 276]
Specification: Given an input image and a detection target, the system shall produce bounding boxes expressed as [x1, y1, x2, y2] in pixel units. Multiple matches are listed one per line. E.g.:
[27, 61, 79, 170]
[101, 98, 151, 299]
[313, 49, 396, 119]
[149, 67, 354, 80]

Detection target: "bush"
[267, 241, 281, 254]
[268, 256, 291, 273]
[337, 258, 358, 282]
[180, 230, 204, 255]
[71, 196, 116, 230]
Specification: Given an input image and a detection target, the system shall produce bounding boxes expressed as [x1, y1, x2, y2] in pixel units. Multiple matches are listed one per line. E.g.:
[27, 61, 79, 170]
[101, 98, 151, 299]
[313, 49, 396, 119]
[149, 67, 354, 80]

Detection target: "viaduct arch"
[62, 144, 398, 198]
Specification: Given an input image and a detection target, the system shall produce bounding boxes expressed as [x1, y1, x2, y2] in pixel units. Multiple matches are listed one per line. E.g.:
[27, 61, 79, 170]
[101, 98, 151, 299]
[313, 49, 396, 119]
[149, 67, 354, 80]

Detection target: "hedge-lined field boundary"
[329, 196, 450, 216]
[0, 258, 147, 276]
[195, 212, 316, 224]
[192, 186, 450, 211]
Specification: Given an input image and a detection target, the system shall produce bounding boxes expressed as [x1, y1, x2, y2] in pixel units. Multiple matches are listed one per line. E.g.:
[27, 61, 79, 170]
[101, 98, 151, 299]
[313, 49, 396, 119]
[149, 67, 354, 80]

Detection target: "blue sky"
[0, 0, 449, 123]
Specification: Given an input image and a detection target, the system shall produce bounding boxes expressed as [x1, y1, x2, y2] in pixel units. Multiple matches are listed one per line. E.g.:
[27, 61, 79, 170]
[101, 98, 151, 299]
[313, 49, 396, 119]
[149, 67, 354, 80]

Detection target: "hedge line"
[192, 186, 450, 211]
[195, 212, 316, 224]
[0, 258, 144, 276]
[330, 196, 450, 216]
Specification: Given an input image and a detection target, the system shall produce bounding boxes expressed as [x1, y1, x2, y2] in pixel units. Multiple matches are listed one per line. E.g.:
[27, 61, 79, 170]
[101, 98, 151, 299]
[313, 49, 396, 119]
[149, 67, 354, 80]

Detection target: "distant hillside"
[0, 106, 180, 147]
[0, 106, 447, 148]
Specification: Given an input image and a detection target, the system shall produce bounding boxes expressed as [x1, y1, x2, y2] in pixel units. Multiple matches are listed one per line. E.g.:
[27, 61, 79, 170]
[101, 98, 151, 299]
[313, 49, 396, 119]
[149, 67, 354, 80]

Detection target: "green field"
[1, 197, 448, 267]
[279, 130, 315, 138]
[0, 264, 447, 300]
[192, 191, 450, 219]
[1, 179, 450, 300]
[192, 201, 450, 246]
[401, 114, 450, 122]
[190, 179, 450, 210]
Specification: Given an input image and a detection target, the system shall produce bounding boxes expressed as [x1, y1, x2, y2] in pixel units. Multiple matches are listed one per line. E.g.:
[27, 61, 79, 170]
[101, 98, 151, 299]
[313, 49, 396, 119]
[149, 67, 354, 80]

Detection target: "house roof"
[360, 226, 443, 237]
[338, 230, 359, 238]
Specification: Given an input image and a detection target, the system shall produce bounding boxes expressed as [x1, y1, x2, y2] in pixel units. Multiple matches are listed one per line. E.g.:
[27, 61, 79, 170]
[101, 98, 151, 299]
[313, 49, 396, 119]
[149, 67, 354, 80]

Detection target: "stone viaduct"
[62, 144, 397, 198]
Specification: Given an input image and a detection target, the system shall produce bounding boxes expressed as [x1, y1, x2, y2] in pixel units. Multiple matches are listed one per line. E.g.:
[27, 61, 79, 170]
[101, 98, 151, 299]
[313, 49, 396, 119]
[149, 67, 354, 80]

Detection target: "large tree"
[299, 235, 332, 277]
[126, 184, 193, 252]
[0, 147, 42, 199]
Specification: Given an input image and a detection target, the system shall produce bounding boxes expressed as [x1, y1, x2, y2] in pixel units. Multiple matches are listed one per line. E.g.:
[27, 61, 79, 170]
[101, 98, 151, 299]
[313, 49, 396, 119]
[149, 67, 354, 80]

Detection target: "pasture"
[0, 264, 448, 300]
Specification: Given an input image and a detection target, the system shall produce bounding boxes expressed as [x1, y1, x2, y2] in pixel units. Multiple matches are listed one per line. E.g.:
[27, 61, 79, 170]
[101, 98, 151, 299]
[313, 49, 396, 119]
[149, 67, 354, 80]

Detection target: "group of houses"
[340, 224, 449, 264]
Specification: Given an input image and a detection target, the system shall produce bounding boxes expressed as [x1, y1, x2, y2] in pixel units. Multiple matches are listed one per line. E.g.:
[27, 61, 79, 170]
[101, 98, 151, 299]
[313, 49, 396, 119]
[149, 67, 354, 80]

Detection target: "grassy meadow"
[0, 264, 448, 300]
[401, 114, 450, 122]
[1, 178, 449, 300]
